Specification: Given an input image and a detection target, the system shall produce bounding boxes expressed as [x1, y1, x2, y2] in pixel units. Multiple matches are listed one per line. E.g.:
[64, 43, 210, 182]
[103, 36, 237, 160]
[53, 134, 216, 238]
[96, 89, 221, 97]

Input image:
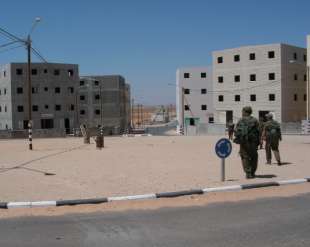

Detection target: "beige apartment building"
[212, 43, 307, 123]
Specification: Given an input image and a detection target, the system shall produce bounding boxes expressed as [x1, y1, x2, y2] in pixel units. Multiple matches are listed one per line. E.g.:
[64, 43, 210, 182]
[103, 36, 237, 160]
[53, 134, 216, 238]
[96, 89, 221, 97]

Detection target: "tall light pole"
[27, 17, 41, 150]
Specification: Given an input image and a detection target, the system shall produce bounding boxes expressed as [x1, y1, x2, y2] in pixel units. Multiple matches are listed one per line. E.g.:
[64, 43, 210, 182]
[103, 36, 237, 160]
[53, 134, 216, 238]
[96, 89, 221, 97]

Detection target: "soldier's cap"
[242, 106, 252, 114]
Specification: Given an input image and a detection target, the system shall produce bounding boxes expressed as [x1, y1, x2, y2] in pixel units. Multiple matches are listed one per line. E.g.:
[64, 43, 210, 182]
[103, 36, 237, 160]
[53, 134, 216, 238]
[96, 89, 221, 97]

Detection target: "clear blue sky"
[0, 0, 310, 105]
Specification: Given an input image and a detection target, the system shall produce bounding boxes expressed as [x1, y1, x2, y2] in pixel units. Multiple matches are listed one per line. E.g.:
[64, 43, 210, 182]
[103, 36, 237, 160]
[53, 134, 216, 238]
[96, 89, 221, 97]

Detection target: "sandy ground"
[0, 135, 309, 202]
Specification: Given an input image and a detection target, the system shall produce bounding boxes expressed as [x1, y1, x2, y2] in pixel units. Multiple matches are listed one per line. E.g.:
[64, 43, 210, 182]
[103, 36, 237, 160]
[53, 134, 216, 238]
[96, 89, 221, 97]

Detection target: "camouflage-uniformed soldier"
[227, 120, 235, 140]
[258, 118, 265, 149]
[233, 106, 260, 179]
[262, 113, 282, 165]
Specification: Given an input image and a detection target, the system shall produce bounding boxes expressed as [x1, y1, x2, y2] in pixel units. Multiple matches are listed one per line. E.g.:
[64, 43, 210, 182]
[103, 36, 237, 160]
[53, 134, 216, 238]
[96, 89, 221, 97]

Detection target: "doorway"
[64, 118, 70, 134]
[226, 111, 233, 124]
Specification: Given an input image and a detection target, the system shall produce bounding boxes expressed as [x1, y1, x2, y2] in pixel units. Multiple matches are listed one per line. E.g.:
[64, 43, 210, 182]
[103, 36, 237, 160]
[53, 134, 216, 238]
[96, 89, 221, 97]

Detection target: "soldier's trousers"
[265, 141, 281, 163]
[239, 144, 258, 176]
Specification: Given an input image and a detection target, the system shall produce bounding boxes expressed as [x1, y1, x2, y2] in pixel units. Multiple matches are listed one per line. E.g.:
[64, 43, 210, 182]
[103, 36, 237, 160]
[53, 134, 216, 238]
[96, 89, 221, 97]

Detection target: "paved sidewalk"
[0, 135, 309, 201]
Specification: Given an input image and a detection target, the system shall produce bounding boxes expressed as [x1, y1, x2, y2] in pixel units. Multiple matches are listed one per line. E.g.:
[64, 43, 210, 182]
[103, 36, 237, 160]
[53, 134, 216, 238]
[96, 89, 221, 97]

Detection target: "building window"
[16, 68, 23, 75]
[0, 89, 1, 95]
[95, 94, 100, 100]
[269, 94, 275, 101]
[250, 74, 256, 82]
[32, 87, 39, 94]
[293, 52, 297, 60]
[218, 95, 224, 102]
[44, 69, 48, 74]
[249, 53, 256, 60]
[55, 87, 61, 93]
[201, 105, 207, 110]
[234, 75, 240, 82]
[235, 95, 240, 102]
[218, 76, 224, 83]
[3, 71, 6, 77]
[304, 74, 307, 82]
[294, 94, 298, 101]
[70, 104, 75, 111]
[304, 94, 307, 101]
[80, 80, 85, 86]
[208, 117, 214, 123]
[44, 87, 48, 92]
[294, 74, 298, 81]
[54, 69, 60, 75]
[234, 55, 240, 62]
[68, 69, 74, 77]
[17, 87, 23, 94]
[269, 73, 275, 80]
[268, 51, 275, 59]
[55, 105, 61, 111]
[94, 80, 99, 86]
[32, 105, 39, 112]
[304, 54, 307, 62]
[0, 106, 1, 112]
[184, 73, 190, 78]
[201, 88, 207, 94]
[45, 105, 49, 109]
[184, 105, 190, 111]
[201, 72, 207, 78]
[4, 106, 7, 112]
[217, 56, 223, 63]
[184, 88, 190, 94]
[17, 105, 24, 112]
[95, 109, 100, 115]
[4, 88, 7, 95]
[250, 94, 256, 101]
[80, 110, 85, 115]
[80, 95, 85, 101]
[68, 87, 74, 93]
[31, 69, 37, 75]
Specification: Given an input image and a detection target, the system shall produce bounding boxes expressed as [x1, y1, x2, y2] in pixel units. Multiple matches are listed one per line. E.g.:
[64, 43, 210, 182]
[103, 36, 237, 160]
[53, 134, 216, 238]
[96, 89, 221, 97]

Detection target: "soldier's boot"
[274, 151, 281, 166]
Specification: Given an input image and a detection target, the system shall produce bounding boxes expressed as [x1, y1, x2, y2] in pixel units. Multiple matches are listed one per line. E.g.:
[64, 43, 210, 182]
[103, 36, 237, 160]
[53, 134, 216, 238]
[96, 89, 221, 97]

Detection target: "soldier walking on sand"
[227, 120, 235, 140]
[233, 106, 260, 179]
[262, 113, 282, 165]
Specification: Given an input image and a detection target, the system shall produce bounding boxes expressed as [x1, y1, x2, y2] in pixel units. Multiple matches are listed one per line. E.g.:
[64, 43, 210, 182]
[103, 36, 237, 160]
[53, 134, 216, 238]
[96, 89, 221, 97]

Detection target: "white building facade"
[212, 44, 307, 124]
[176, 67, 214, 135]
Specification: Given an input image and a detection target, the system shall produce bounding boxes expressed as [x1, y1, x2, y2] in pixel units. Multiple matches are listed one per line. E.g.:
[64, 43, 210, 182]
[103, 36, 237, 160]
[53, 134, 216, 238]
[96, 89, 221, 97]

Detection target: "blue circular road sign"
[215, 138, 232, 159]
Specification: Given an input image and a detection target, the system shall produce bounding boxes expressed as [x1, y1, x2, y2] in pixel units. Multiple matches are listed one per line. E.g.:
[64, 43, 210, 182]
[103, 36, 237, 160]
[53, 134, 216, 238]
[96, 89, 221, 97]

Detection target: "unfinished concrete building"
[78, 75, 131, 135]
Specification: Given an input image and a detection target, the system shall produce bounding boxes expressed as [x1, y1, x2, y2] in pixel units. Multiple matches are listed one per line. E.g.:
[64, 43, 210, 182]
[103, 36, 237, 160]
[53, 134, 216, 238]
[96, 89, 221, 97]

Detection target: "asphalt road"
[1, 193, 310, 247]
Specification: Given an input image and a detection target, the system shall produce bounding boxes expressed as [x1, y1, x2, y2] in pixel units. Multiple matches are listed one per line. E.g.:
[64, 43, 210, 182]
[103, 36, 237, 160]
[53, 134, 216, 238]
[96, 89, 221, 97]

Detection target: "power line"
[0, 40, 19, 49]
[0, 27, 24, 43]
[0, 44, 24, 54]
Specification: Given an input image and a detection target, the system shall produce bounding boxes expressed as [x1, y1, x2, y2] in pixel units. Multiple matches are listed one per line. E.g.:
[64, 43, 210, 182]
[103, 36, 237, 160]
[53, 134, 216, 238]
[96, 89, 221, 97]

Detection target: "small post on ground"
[221, 158, 225, 182]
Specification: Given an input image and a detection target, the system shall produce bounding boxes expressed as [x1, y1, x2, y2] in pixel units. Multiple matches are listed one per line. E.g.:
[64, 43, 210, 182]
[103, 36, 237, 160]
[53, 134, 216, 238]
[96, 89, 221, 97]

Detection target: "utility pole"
[181, 87, 185, 135]
[131, 98, 134, 129]
[27, 35, 33, 150]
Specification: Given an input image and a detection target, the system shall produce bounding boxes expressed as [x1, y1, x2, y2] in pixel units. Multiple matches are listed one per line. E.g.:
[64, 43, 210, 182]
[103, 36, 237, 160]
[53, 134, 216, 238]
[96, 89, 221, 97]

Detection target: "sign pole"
[221, 158, 225, 182]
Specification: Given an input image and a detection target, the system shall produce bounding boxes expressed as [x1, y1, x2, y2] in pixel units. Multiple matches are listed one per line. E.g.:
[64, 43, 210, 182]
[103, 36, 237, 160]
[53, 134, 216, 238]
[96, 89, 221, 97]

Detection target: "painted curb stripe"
[277, 178, 308, 185]
[31, 201, 57, 207]
[0, 203, 7, 209]
[56, 198, 108, 206]
[108, 193, 156, 202]
[7, 202, 31, 209]
[203, 185, 242, 193]
[241, 182, 279, 190]
[156, 189, 203, 198]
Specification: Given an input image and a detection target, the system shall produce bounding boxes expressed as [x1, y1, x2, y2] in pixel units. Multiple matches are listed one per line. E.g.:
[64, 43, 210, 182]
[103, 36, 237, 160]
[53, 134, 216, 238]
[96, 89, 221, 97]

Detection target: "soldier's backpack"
[267, 121, 280, 140]
[233, 117, 258, 145]
[233, 120, 248, 144]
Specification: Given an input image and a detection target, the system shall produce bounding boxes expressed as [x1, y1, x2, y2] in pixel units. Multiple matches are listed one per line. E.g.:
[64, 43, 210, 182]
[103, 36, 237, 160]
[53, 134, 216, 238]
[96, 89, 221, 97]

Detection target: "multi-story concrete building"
[212, 44, 307, 124]
[176, 67, 214, 134]
[78, 75, 131, 134]
[0, 63, 79, 133]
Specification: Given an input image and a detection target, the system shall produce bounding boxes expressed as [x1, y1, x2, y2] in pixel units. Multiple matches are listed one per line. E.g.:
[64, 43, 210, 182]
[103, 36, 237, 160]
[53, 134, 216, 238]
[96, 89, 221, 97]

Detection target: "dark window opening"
[234, 75, 240, 82]
[184, 73, 190, 78]
[184, 88, 190, 94]
[32, 87, 39, 94]
[70, 104, 75, 111]
[17, 87, 23, 94]
[218, 95, 224, 102]
[55, 105, 61, 111]
[304, 74, 307, 82]
[55, 87, 61, 93]
[249, 53, 256, 60]
[269, 94, 275, 101]
[16, 68, 23, 75]
[201, 88, 207, 94]
[234, 55, 240, 62]
[44, 69, 48, 74]
[250, 94, 256, 101]
[268, 51, 275, 58]
[44, 87, 48, 92]
[95, 94, 100, 100]
[294, 74, 298, 81]
[294, 52, 297, 60]
[68, 69, 74, 77]
[94, 80, 99, 86]
[201, 105, 207, 110]
[41, 119, 54, 129]
[31, 69, 37, 75]
[80, 80, 85, 86]
[80, 95, 85, 101]
[201, 72, 207, 78]
[217, 57, 223, 63]
[189, 118, 195, 126]
[17, 105, 24, 112]
[45, 105, 49, 109]
[80, 109, 85, 115]
[68, 87, 74, 93]
[235, 95, 240, 101]
[250, 74, 256, 81]
[54, 69, 60, 76]
[294, 94, 298, 101]
[32, 105, 39, 111]
[208, 117, 214, 123]
[269, 73, 275, 80]
[304, 94, 307, 101]
[95, 109, 100, 115]
[218, 76, 224, 83]
[184, 105, 190, 111]
[304, 54, 307, 62]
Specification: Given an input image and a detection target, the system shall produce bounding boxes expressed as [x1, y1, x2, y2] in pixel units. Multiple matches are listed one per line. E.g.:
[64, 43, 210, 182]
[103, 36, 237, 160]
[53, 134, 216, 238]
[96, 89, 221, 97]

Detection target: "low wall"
[0, 129, 66, 139]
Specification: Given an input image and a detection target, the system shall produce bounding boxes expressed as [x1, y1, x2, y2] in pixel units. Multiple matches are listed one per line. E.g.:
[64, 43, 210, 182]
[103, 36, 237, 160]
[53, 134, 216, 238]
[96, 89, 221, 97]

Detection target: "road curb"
[1, 178, 309, 209]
